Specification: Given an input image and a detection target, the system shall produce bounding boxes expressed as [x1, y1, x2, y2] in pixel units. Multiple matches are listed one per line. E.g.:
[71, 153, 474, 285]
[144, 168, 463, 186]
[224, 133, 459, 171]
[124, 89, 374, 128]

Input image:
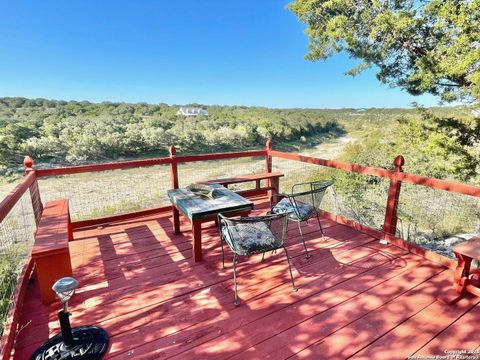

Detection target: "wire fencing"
[37, 156, 267, 222]
[177, 156, 266, 190]
[37, 164, 172, 221]
[397, 183, 480, 258]
[0, 191, 36, 335]
[272, 153, 480, 259]
[272, 157, 390, 231]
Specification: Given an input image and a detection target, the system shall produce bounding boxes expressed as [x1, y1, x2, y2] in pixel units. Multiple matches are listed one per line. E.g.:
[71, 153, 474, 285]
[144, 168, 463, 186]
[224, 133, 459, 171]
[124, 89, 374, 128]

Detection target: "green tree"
[289, 0, 480, 102]
[396, 109, 480, 181]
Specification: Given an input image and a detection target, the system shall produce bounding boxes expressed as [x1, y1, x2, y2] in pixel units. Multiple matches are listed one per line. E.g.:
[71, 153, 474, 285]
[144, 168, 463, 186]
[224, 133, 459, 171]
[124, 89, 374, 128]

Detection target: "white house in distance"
[176, 107, 209, 116]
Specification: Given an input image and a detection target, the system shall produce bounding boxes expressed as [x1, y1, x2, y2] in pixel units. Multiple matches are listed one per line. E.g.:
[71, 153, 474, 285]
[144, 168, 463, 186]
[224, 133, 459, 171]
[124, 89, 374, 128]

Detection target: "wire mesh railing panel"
[0, 192, 36, 335]
[38, 164, 171, 221]
[178, 156, 266, 190]
[397, 183, 480, 258]
[273, 158, 322, 194]
[272, 157, 390, 231]
[29, 179, 43, 226]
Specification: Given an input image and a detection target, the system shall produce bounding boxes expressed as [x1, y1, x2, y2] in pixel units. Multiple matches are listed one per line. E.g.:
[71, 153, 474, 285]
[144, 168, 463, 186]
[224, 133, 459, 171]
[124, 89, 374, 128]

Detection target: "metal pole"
[58, 310, 74, 347]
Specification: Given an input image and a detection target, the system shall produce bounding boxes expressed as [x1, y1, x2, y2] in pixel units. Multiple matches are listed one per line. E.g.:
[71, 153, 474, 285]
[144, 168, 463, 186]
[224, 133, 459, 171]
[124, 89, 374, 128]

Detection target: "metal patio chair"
[218, 212, 297, 306]
[270, 180, 334, 259]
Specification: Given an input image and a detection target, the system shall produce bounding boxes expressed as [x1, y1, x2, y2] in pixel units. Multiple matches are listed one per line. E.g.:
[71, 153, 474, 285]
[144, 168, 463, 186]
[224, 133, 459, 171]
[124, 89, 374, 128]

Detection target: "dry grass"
[1, 136, 354, 221]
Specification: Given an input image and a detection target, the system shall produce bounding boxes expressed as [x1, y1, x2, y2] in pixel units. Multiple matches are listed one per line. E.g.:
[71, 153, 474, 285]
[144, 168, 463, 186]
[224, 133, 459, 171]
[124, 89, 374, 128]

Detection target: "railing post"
[169, 146, 180, 234]
[169, 146, 179, 189]
[382, 155, 405, 241]
[24, 156, 43, 226]
[23, 156, 34, 175]
[265, 140, 277, 201]
[265, 140, 272, 173]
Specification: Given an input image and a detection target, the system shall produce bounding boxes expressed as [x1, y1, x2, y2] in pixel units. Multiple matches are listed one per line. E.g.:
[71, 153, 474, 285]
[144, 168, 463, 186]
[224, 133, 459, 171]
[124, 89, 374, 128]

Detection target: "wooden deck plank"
[106, 246, 401, 358]
[75, 228, 373, 313]
[15, 224, 376, 352]
[21, 221, 367, 331]
[13, 196, 478, 360]
[412, 301, 480, 357]
[101, 234, 382, 357]
[349, 294, 480, 360]
[291, 271, 475, 360]
[227, 258, 445, 360]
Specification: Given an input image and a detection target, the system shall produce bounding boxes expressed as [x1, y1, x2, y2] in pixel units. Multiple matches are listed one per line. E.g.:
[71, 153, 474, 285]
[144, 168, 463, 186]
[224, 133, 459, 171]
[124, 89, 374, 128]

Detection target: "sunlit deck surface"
[13, 196, 480, 359]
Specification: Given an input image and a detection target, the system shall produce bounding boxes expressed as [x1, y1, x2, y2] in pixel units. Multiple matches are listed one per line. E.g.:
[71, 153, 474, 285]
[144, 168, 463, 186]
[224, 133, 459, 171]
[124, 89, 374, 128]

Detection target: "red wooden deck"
[11, 197, 480, 359]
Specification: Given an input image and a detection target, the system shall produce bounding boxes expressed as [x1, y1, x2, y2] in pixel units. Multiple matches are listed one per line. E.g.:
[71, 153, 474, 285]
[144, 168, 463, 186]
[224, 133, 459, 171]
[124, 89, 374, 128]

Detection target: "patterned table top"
[167, 185, 254, 221]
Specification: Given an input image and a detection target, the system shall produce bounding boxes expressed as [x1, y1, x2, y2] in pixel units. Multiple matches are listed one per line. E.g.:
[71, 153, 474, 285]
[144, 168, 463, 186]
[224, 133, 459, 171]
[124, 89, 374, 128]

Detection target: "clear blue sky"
[0, 0, 439, 108]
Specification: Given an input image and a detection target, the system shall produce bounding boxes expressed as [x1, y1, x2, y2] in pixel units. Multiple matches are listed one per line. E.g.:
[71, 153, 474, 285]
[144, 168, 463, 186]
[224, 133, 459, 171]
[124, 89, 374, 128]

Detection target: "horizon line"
[0, 95, 467, 110]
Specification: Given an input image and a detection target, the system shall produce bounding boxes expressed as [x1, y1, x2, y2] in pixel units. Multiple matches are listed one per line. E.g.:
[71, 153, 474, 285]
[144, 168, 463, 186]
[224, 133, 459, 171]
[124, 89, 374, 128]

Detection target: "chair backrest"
[291, 180, 333, 209]
[219, 213, 289, 253]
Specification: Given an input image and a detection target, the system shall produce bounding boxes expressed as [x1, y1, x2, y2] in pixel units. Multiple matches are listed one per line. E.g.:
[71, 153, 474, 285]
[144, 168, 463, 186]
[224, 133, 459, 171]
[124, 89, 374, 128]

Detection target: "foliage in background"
[309, 108, 480, 252]
[0, 97, 347, 173]
[289, 0, 480, 103]
[339, 109, 480, 182]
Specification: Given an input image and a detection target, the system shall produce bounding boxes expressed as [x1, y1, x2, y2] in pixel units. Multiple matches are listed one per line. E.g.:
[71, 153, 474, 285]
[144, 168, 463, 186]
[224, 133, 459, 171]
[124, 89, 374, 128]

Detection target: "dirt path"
[299, 135, 355, 159]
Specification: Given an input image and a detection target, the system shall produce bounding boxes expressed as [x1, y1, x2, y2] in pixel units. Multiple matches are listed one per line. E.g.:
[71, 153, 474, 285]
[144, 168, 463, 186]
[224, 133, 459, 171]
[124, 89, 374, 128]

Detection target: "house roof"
[176, 107, 209, 116]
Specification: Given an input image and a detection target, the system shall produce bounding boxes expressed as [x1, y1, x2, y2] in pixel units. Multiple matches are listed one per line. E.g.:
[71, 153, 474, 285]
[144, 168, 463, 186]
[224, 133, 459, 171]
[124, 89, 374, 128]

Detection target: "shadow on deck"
[12, 197, 480, 359]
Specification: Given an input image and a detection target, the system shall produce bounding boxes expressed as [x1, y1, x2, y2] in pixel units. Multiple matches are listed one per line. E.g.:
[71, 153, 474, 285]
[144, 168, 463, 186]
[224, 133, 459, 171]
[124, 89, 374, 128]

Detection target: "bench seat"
[201, 172, 283, 186]
[200, 172, 283, 198]
[32, 199, 73, 304]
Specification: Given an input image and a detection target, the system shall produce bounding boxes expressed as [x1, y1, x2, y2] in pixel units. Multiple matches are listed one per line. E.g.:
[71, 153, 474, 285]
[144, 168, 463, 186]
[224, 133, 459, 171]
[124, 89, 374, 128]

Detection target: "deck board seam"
[406, 299, 480, 358]
[230, 261, 446, 360]
[342, 272, 475, 359]
[131, 248, 407, 359]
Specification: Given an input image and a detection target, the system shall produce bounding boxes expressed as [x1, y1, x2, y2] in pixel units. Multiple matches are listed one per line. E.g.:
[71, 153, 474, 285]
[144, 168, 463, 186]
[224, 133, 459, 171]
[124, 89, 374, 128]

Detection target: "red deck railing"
[0, 169, 42, 359]
[1, 141, 480, 359]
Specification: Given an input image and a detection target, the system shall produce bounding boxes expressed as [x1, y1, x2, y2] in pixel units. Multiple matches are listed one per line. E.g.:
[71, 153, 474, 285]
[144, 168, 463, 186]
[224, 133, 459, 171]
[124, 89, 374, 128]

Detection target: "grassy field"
[27, 134, 353, 221]
[0, 131, 355, 212]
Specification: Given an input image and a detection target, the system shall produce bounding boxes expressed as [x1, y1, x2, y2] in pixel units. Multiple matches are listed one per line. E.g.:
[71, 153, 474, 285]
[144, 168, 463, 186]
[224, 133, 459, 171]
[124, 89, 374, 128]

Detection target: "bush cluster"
[0, 98, 344, 170]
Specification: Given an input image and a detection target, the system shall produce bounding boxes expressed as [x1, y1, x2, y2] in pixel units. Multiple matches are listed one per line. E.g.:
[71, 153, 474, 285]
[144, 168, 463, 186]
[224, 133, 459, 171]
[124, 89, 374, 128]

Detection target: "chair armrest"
[291, 182, 312, 194]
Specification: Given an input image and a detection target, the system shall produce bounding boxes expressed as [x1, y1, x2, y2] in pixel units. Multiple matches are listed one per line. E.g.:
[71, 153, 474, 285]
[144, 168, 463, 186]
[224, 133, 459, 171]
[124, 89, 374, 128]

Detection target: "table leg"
[453, 251, 472, 293]
[270, 177, 280, 204]
[192, 220, 202, 262]
[173, 207, 180, 234]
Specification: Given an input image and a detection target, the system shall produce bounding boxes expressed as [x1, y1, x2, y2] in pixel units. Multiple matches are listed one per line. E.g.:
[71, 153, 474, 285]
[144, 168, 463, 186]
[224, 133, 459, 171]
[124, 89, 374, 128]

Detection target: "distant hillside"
[0, 97, 473, 174]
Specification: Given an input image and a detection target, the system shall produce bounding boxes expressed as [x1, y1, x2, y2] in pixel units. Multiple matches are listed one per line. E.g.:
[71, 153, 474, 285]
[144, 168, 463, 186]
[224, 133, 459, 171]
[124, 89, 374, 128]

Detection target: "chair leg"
[315, 212, 325, 240]
[233, 254, 240, 306]
[283, 246, 298, 292]
[221, 236, 226, 269]
[296, 221, 311, 259]
[261, 252, 266, 262]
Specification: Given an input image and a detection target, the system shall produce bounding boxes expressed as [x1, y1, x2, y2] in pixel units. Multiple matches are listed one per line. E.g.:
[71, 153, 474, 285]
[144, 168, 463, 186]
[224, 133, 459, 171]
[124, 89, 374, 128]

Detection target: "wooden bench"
[200, 172, 284, 198]
[32, 199, 73, 305]
[451, 236, 480, 298]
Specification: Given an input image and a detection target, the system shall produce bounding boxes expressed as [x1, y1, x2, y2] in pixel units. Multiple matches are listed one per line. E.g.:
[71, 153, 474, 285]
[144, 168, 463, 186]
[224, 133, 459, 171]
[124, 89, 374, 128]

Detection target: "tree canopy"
[0, 97, 345, 172]
[289, 0, 480, 103]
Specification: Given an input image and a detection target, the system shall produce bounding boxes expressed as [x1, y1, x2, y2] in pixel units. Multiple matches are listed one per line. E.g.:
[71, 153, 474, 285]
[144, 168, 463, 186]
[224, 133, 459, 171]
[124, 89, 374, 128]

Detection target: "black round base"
[30, 326, 109, 360]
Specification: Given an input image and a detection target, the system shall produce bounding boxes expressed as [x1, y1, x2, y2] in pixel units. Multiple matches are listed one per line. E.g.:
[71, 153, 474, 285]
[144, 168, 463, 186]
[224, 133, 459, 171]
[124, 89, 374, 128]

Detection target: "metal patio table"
[167, 185, 254, 262]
